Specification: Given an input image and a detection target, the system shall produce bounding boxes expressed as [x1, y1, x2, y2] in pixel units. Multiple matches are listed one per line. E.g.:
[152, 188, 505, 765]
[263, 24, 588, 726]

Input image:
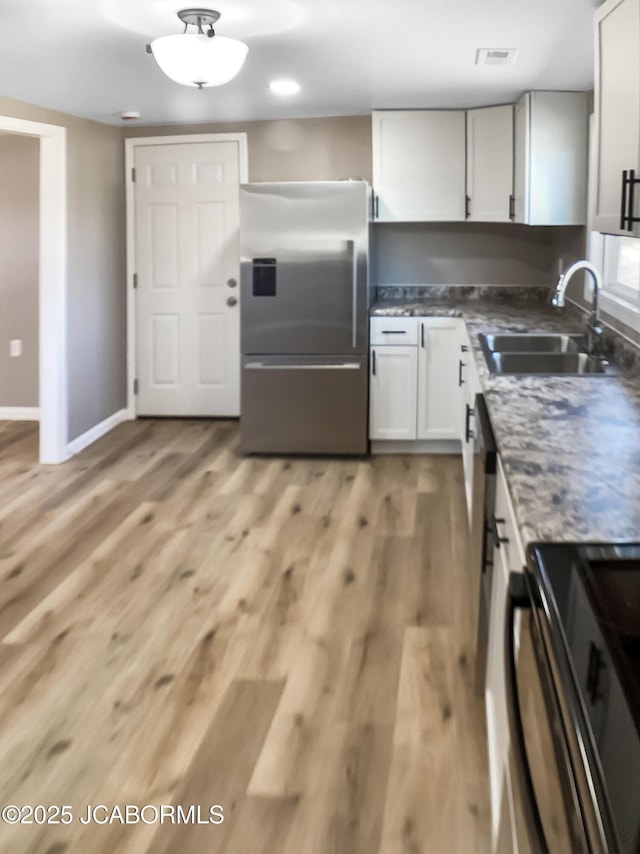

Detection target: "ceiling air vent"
[476, 48, 517, 66]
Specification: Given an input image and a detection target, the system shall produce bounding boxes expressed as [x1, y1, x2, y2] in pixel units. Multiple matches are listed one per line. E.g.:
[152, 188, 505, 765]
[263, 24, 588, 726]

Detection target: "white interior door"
[134, 141, 241, 416]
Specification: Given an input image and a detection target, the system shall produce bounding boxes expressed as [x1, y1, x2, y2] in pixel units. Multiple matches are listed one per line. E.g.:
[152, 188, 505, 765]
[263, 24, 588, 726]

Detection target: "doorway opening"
[0, 116, 67, 464]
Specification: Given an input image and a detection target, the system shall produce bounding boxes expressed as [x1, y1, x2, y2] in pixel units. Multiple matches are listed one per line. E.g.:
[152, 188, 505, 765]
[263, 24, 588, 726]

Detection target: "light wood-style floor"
[0, 419, 491, 854]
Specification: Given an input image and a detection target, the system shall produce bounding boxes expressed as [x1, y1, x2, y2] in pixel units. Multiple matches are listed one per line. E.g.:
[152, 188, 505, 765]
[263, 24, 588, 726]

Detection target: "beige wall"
[0, 134, 39, 407]
[130, 115, 586, 291]
[0, 96, 126, 441]
[125, 115, 373, 183]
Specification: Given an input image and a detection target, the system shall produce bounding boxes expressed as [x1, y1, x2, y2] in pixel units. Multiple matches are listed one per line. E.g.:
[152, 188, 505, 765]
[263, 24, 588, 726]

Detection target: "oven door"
[504, 572, 590, 853]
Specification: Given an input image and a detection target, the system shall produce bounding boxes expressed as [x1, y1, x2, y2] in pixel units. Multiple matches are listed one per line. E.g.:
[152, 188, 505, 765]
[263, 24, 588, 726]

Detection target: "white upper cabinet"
[513, 91, 589, 225]
[372, 110, 466, 222]
[466, 105, 514, 223]
[594, 0, 640, 235]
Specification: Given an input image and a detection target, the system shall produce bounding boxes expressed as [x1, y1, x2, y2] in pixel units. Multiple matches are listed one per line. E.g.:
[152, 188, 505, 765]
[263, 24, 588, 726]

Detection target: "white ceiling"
[0, 0, 601, 127]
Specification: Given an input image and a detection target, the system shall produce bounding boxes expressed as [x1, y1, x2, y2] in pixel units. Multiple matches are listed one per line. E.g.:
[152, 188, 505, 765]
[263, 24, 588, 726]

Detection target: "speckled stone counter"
[371, 295, 640, 548]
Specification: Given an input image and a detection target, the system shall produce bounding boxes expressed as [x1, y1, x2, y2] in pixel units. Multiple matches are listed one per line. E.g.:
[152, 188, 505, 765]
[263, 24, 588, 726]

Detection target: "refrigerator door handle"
[244, 362, 362, 371]
[349, 239, 358, 350]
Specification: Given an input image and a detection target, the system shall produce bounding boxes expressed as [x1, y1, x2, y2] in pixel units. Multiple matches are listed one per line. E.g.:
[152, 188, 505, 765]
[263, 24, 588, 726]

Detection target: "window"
[590, 232, 640, 333]
[602, 235, 640, 306]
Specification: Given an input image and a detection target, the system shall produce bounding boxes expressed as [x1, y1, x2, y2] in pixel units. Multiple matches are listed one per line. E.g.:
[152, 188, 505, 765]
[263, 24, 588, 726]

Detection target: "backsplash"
[376, 285, 551, 303]
[562, 300, 640, 374]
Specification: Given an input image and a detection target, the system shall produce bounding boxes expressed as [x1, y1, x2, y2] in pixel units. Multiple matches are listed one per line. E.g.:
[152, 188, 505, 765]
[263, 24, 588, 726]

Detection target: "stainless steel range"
[507, 543, 640, 853]
[239, 181, 372, 455]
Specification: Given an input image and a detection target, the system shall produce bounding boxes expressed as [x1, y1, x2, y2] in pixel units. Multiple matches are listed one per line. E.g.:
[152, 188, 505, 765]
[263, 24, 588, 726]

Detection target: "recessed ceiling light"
[269, 79, 301, 96]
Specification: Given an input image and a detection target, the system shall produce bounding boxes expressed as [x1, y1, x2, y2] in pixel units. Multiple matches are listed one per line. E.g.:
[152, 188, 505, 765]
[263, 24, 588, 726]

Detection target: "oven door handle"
[505, 572, 550, 853]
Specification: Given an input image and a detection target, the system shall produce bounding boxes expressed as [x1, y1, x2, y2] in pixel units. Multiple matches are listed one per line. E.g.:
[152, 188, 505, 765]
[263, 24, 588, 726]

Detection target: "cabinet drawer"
[370, 317, 418, 345]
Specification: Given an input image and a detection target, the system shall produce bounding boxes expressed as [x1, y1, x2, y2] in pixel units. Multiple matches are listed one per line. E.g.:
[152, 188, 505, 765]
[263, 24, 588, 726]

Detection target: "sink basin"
[479, 331, 622, 376]
[482, 333, 586, 354]
[487, 352, 614, 375]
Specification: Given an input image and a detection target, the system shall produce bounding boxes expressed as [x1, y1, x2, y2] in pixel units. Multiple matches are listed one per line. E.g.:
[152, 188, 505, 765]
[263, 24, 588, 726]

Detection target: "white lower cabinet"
[485, 457, 527, 851]
[417, 318, 465, 440]
[459, 330, 482, 522]
[369, 345, 418, 440]
[369, 317, 465, 446]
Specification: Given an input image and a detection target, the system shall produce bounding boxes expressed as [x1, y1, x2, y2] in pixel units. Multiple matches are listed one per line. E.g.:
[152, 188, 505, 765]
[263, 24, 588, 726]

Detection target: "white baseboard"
[371, 439, 461, 455]
[65, 408, 131, 459]
[0, 407, 40, 421]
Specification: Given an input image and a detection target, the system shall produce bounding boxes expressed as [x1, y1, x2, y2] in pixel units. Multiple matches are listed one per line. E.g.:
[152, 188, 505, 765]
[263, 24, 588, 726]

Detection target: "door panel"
[135, 141, 241, 416]
[467, 105, 514, 223]
[240, 355, 368, 454]
[151, 315, 179, 385]
[369, 346, 418, 440]
[594, 0, 640, 234]
[241, 247, 357, 354]
[372, 110, 466, 221]
[150, 205, 179, 288]
[239, 182, 369, 356]
[197, 314, 226, 385]
[417, 320, 463, 440]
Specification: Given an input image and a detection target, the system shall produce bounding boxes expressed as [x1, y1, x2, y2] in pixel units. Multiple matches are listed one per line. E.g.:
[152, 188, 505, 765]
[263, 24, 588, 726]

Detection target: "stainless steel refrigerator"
[239, 181, 372, 455]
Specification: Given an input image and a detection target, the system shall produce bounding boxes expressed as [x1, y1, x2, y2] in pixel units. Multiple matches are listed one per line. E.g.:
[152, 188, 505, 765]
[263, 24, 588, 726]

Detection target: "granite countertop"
[371, 295, 640, 548]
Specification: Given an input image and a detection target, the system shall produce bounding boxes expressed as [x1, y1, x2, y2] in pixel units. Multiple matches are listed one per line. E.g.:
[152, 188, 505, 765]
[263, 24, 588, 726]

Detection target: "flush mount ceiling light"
[148, 8, 248, 89]
[269, 79, 301, 96]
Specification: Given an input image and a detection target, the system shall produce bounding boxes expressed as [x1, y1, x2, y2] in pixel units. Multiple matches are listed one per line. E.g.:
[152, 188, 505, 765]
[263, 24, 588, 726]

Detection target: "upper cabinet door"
[372, 110, 466, 222]
[594, 0, 640, 236]
[513, 92, 589, 226]
[466, 105, 514, 223]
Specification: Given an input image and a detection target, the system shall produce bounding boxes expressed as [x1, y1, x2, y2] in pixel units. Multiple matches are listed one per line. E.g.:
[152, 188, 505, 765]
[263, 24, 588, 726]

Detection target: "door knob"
[227, 278, 237, 288]
[227, 296, 238, 307]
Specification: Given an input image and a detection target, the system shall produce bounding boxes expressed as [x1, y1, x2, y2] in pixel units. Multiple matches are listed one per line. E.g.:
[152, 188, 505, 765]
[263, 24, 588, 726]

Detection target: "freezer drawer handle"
[244, 362, 361, 371]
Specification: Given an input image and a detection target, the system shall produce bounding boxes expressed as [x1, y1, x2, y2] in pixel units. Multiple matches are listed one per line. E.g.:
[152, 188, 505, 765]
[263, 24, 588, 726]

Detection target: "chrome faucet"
[552, 260, 603, 355]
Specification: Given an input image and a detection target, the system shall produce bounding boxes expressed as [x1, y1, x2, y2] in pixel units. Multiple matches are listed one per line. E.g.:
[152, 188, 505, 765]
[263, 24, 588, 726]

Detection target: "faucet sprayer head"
[552, 275, 566, 307]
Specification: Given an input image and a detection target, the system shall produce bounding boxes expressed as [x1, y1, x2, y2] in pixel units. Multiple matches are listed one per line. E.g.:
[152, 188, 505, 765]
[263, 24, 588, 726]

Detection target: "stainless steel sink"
[479, 331, 621, 376]
[482, 333, 586, 354]
[488, 352, 611, 375]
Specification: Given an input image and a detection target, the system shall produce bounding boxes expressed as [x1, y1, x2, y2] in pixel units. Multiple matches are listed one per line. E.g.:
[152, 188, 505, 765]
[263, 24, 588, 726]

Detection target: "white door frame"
[124, 133, 249, 417]
[0, 116, 67, 464]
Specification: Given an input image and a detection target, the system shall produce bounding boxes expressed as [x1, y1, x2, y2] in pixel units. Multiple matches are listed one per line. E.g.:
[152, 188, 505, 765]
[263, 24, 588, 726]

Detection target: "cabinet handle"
[509, 194, 515, 221]
[586, 641, 606, 705]
[492, 516, 508, 549]
[458, 359, 466, 386]
[465, 195, 471, 220]
[421, 323, 425, 348]
[374, 194, 379, 220]
[465, 403, 474, 443]
[621, 170, 629, 231]
[629, 169, 636, 233]
[461, 344, 469, 353]
[381, 330, 406, 335]
[372, 350, 376, 376]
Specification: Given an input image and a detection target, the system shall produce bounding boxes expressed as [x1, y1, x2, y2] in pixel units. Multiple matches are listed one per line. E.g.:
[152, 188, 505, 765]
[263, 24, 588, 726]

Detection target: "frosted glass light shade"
[151, 33, 248, 88]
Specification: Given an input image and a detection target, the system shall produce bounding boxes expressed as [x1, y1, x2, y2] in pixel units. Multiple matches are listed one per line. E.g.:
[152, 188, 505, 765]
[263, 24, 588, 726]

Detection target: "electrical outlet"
[9, 339, 22, 358]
